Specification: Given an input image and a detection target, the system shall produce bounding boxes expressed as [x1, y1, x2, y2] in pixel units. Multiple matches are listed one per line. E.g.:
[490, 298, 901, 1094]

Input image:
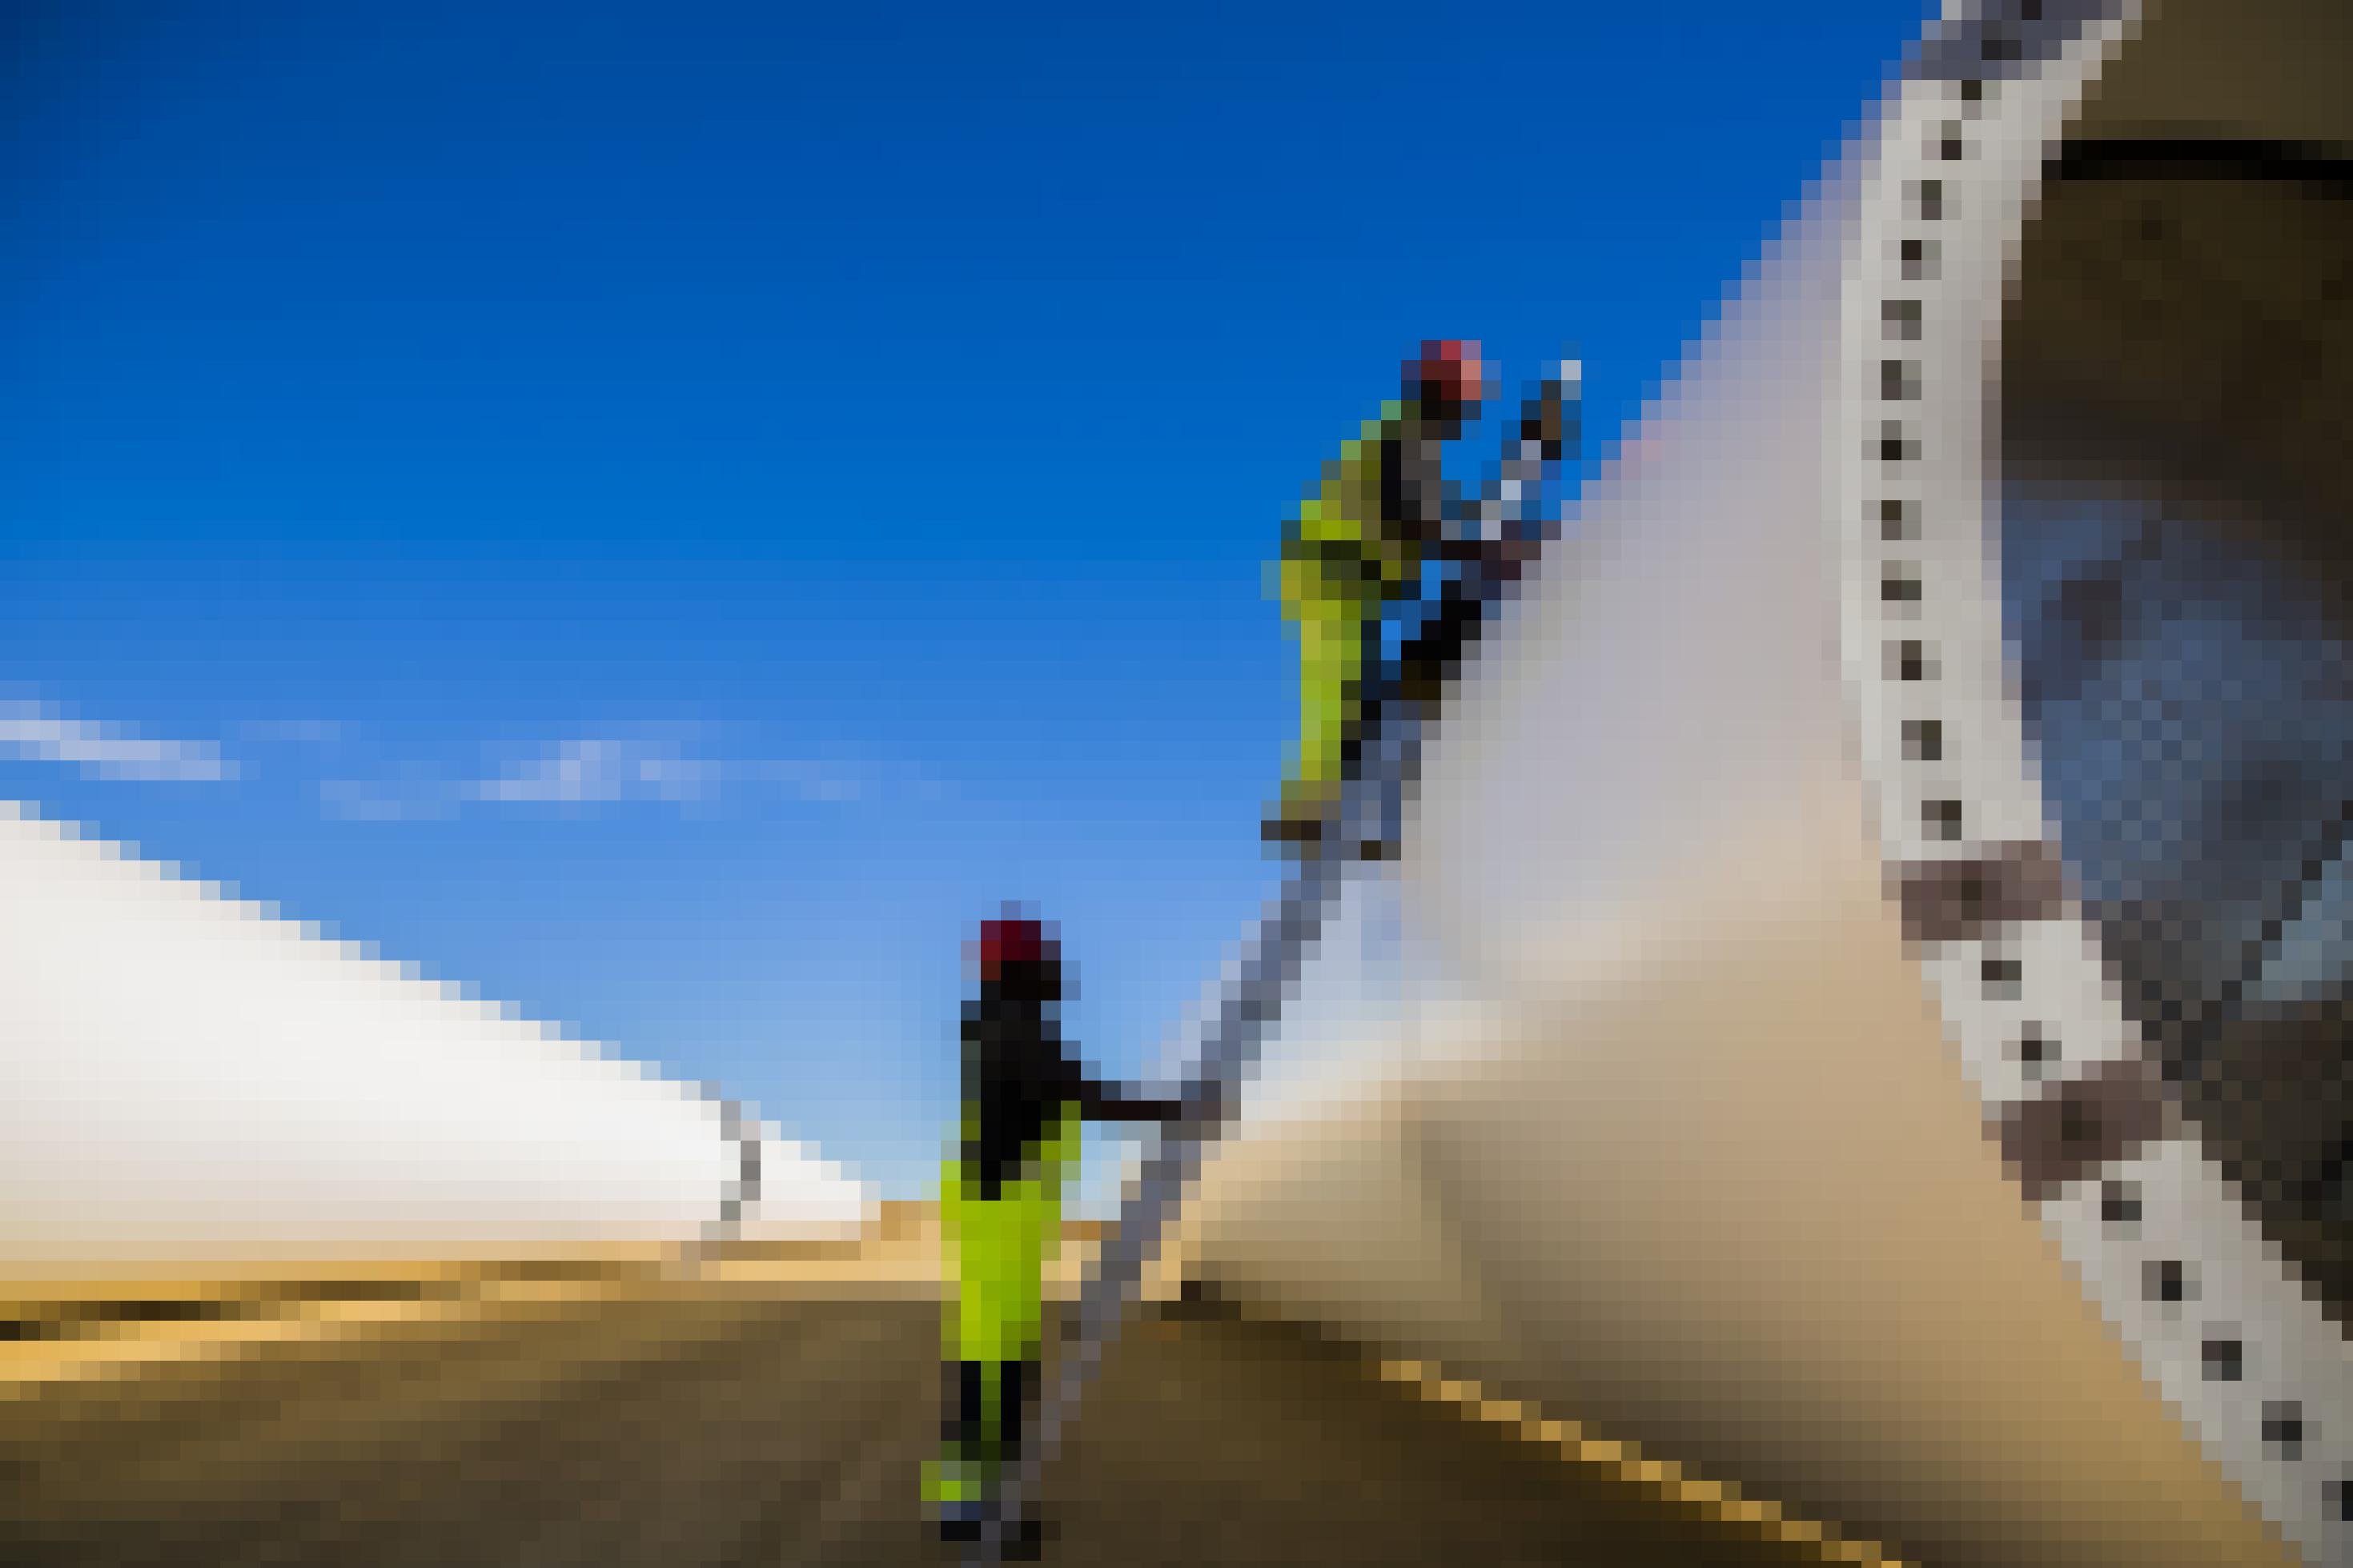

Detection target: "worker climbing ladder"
[970, 363, 1580, 1562]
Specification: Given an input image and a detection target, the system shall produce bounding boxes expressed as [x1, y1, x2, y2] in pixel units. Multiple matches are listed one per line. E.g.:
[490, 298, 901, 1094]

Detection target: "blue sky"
[1, 1, 1929, 1198]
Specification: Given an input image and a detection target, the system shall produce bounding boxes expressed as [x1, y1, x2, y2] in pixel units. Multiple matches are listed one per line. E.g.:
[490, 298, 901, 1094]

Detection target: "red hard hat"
[977, 917, 1054, 981]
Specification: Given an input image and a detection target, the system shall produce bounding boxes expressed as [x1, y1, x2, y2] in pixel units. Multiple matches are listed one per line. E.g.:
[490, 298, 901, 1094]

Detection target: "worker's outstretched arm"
[1439, 367, 1577, 574]
[1050, 1044, 1185, 1125]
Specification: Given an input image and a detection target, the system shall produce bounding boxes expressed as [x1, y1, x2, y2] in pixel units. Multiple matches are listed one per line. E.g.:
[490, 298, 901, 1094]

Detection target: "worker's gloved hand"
[1487, 535, 1544, 578]
[1520, 374, 1574, 463]
[1176, 1081, 1233, 1131]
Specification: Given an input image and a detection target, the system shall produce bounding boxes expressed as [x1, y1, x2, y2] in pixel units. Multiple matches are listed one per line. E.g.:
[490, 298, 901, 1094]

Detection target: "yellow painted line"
[1, 1279, 648, 1394]
[1373, 1357, 1911, 1568]
[0, 1229, 1126, 1390]
[0, 1245, 962, 1395]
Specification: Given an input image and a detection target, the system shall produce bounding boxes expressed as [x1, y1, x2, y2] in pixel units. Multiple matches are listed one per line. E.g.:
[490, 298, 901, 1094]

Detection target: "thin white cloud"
[318, 774, 459, 823]
[0, 702, 239, 784]
[461, 737, 863, 808]
[322, 734, 877, 820]
[464, 738, 642, 805]
[732, 757, 865, 805]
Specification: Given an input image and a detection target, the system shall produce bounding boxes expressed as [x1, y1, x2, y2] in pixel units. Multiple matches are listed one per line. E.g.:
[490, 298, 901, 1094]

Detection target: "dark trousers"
[944, 1357, 1032, 1467]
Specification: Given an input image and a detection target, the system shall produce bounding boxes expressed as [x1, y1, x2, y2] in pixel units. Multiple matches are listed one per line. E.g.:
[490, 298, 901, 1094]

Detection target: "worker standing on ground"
[925, 913, 1184, 1553]
[1267, 339, 1492, 850]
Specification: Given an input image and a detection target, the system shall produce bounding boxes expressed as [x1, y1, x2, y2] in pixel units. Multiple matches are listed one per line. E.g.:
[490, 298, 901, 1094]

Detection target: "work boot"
[1263, 780, 1337, 853]
[1000, 1513, 1048, 1561]
[925, 1454, 991, 1544]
